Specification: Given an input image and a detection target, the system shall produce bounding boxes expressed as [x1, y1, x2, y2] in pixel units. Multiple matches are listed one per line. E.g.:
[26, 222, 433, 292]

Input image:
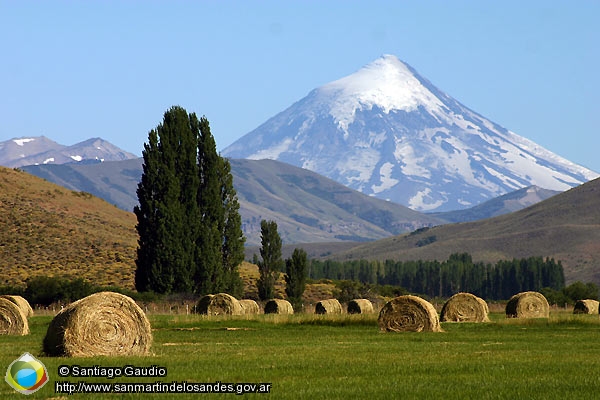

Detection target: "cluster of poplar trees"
[135, 106, 245, 296]
[308, 253, 565, 300]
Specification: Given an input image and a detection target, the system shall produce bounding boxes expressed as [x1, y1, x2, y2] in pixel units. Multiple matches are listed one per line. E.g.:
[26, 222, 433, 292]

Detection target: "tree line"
[308, 253, 566, 300]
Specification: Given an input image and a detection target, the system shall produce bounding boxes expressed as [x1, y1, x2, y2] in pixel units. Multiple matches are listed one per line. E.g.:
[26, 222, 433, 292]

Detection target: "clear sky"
[1, 1, 598, 171]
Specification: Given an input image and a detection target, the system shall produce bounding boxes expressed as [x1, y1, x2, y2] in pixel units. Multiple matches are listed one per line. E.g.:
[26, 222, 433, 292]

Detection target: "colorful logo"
[5, 352, 49, 395]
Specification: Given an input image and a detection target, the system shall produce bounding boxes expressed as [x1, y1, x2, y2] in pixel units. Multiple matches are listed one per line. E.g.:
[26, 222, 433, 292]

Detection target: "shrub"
[0, 284, 25, 297]
[539, 287, 569, 306]
[562, 281, 599, 302]
[24, 276, 96, 306]
[24, 276, 65, 306]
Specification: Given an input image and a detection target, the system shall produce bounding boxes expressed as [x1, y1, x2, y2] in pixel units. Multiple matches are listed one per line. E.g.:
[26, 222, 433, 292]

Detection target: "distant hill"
[23, 158, 143, 212]
[22, 157, 562, 246]
[431, 185, 561, 223]
[23, 158, 444, 246]
[0, 136, 138, 167]
[0, 166, 137, 289]
[326, 177, 600, 286]
[230, 159, 442, 245]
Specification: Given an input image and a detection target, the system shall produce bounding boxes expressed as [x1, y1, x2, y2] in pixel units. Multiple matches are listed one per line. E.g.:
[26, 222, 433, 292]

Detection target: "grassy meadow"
[2, 310, 600, 399]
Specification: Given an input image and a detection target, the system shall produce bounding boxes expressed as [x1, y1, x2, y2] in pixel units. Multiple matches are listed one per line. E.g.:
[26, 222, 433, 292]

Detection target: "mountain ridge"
[22, 155, 565, 246]
[430, 185, 561, 223]
[0, 136, 138, 167]
[22, 157, 444, 246]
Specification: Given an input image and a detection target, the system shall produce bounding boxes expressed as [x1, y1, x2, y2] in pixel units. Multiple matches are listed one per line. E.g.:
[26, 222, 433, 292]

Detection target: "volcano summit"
[223, 55, 598, 212]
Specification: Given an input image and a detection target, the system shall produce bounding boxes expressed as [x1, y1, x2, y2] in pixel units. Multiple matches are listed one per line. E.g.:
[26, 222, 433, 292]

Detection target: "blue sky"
[1, 1, 599, 171]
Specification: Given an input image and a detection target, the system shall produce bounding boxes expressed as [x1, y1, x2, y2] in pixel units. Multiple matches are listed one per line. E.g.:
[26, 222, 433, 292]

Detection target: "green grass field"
[2, 312, 600, 399]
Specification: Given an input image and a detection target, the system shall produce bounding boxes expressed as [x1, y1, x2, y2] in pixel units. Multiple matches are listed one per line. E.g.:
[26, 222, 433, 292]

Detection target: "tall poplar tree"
[194, 117, 225, 294]
[135, 107, 195, 293]
[135, 106, 245, 295]
[256, 220, 283, 300]
[135, 128, 167, 292]
[285, 248, 307, 311]
[220, 157, 245, 298]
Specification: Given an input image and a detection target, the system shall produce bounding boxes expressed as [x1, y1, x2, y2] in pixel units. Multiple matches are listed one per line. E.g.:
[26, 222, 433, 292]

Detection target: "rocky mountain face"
[223, 55, 598, 212]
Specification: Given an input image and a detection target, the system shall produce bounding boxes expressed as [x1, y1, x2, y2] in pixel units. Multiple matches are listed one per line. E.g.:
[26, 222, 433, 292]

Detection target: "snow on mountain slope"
[0, 136, 138, 168]
[223, 55, 598, 212]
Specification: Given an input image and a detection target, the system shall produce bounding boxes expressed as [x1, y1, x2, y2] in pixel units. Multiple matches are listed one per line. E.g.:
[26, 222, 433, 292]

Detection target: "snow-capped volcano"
[223, 55, 599, 211]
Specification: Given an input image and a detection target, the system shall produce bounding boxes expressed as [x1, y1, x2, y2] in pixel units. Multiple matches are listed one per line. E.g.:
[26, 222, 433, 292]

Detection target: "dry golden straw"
[0, 297, 29, 335]
[347, 299, 374, 314]
[315, 299, 343, 314]
[264, 299, 294, 314]
[196, 293, 243, 316]
[573, 299, 599, 315]
[239, 299, 261, 315]
[43, 291, 152, 357]
[0, 295, 34, 317]
[505, 291, 549, 318]
[378, 295, 442, 332]
[440, 292, 489, 322]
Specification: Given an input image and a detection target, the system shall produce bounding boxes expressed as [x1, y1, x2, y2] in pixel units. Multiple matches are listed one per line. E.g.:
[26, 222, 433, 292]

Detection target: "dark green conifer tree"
[285, 248, 307, 311]
[220, 157, 245, 298]
[135, 107, 245, 295]
[134, 129, 162, 292]
[256, 220, 283, 300]
[169, 107, 200, 293]
[194, 117, 225, 295]
[135, 107, 195, 293]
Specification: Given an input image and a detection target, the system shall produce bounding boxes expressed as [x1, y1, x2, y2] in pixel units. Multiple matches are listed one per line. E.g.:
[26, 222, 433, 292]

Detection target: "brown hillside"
[0, 167, 137, 288]
[329, 177, 600, 285]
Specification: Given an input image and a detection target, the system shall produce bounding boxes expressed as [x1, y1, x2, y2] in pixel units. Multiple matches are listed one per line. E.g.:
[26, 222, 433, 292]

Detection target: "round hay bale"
[377, 295, 441, 333]
[239, 299, 261, 315]
[573, 299, 599, 315]
[264, 299, 294, 314]
[505, 291, 549, 318]
[347, 299, 374, 314]
[42, 291, 152, 357]
[315, 299, 343, 314]
[0, 295, 34, 318]
[0, 297, 29, 335]
[196, 293, 242, 316]
[440, 292, 489, 322]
